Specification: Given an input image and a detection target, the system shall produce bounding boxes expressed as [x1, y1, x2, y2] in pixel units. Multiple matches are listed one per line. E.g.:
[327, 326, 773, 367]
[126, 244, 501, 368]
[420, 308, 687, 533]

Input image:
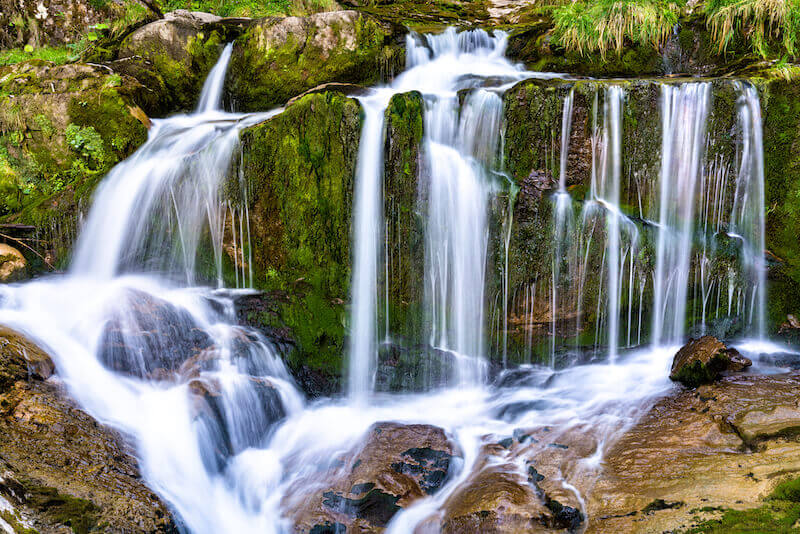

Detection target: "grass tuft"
[551, 0, 684, 57]
[705, 0, 800, 59]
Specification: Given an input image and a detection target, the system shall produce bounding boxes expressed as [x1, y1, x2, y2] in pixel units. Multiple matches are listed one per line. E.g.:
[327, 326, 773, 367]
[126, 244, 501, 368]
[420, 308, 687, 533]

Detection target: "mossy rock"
[0, 60, 150, 269]
[111, 10, 245, 114]
[0, 327, 177, 532]
[226, 10, 404, 112]
[669, 336, 751, 388]
[237, 89, 362, 382]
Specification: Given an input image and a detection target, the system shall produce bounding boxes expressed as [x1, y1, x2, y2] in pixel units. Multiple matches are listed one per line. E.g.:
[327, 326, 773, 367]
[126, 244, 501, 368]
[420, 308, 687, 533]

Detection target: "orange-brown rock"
[284, 421, 460, 533]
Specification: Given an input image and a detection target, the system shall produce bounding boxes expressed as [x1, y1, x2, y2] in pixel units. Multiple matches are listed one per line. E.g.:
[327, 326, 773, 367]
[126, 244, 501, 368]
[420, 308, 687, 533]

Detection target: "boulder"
[189, 376, 287, 473]
[0, 326, 176, 532]
[669, 335, 751, 388]
[97, 289, 213, 378]
[283, 421, 460, 532]
[227, 11, 404, 111]
[0, 244, 27, 282]
[110, 10, 250, 114]
[441, 465, 574, 533]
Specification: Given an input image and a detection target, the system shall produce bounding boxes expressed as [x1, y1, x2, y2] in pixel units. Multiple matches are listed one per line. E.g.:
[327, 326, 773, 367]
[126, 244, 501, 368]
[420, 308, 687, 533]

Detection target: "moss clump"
[24, 484, 100, 534]
[238, 90, 362, 378]
[0, 509, 38, 534]
[689, 476, 800, 533]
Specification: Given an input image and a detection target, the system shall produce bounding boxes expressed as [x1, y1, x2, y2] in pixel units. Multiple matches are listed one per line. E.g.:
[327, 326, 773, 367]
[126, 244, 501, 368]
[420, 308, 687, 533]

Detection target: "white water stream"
[0, 28, 787, 533]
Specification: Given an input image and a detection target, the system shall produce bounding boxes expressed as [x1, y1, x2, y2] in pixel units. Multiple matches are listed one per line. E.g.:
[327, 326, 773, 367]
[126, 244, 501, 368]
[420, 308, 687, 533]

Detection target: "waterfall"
[0, 27, 779, 534]
[347, 92, 390, 401]
[651, 83, 711, 346]
[196, 42, 234, 113]
[346, 28, 532, 397]
[0, 47, 302, 533]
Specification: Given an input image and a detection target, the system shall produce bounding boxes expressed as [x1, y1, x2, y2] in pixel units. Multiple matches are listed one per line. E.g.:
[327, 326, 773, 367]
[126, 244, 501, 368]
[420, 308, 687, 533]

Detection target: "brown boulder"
[0, 244, 27, 283]
[0, 326, 176, 532]
[669, 335, 751, 387]
[284, 421, 460, 532]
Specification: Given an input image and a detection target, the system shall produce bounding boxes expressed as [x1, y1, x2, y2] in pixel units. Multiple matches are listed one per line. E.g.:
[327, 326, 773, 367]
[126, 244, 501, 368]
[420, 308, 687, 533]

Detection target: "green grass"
[705, 0, 800, 59]
[0, 46, 74, 66]
[550, 0, 684, 57]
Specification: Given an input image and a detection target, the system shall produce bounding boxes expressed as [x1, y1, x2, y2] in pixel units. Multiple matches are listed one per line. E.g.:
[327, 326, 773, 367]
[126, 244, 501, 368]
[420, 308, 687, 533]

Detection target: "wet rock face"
[285, 422, 460, 532]
[669, 335, 752, 387]
[97, 289, 213, 378]
[0, 327, 177, 532]
[587, 372, 800, 532]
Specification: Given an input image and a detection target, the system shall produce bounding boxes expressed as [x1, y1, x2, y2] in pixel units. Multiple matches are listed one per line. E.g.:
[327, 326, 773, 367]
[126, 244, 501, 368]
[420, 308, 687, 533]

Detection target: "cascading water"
[651, 83, 711, 346]
[0, 28, 784, 534]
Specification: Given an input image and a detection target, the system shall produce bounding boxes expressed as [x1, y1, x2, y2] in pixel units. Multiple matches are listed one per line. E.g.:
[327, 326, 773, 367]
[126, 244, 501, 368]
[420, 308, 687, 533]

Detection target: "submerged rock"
[669, 335, 751, 388]
[0, 326, 176, 532]
[284, 421, 460, 532]
[0, 244, 27, 283]
[97, 289, 213, 378]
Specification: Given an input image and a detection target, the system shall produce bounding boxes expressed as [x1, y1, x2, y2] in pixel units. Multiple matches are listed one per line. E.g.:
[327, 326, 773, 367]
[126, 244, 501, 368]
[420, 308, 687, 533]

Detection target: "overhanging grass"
[551, 0, 684, 57]
[705, 0, 800, 59]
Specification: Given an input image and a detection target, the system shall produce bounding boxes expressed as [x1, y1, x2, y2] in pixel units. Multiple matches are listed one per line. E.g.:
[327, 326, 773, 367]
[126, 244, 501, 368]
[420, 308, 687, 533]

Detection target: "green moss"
[228, 14, 401, 112]
[689, 477, 800, 533]
[0, 509, 38, 534]
[25, 484, 99, 534]
[237, 91, 362, 378]
[383, 91, 425, 343]
[759, 77, 800, 331]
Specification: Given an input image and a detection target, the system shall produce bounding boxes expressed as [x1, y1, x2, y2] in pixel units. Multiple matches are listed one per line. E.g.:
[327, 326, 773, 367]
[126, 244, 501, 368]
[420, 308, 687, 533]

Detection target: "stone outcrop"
[585, 372, 800, 532]
[0, 244, 27, 282]
[236, 89, 362, 386]
[107, 10, 249, 115]
[669, 335, 752, 387]
[284, 421, 460, 532]
[0, 326, 177, 532]
[226, 11, 404, 112]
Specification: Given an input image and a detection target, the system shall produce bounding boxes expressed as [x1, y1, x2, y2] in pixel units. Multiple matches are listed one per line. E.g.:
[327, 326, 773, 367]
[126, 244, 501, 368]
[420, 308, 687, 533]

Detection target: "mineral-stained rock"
[0, 326, 177, 532]
[284, 421, 460, 532]
[585, 373, 800, 533]
[441, 465, 569, 533]
[669, 335, 751, 387]
[0, 244, 27, 282]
